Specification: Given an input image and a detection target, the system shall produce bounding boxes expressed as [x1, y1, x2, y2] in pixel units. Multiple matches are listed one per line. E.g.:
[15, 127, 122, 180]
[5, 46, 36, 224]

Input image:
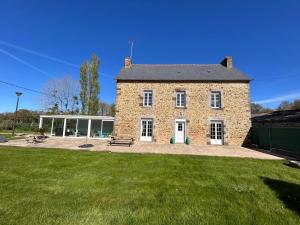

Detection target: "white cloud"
[254, 92, 300, 104]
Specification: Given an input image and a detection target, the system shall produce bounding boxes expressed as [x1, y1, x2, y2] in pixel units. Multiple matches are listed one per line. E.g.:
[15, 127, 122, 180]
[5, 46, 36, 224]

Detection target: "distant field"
[0, 146, 299, 225]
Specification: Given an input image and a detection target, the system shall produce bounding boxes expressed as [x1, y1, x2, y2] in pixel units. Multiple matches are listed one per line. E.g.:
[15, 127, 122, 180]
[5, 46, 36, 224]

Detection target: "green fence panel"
[270, 128, 300, 153]
[251, 127, 300, 155]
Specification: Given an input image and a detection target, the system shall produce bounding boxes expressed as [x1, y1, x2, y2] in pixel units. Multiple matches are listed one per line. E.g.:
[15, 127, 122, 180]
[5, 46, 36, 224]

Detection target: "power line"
[0, 48, 54, 78]
[0, 40, 115, 79]
[0, 47, 115, 79]
[0, 40, 80, 68]
[0, 80, 49, 96]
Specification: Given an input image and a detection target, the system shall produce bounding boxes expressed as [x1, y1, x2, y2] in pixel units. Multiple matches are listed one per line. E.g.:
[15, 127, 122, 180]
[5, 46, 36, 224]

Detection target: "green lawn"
[0, 146, 299, 225]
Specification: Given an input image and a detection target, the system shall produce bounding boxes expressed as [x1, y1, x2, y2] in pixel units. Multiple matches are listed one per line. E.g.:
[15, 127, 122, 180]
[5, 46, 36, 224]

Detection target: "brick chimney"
[221, 56, 233, 69]
[124, 57, 132, 69]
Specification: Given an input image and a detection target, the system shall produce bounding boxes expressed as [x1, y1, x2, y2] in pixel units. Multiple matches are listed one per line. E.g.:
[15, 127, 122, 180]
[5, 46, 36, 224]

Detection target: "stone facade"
[114, 81, 251, 146]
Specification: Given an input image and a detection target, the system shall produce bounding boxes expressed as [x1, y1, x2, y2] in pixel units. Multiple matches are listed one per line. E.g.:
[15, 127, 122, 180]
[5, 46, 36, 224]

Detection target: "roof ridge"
[132, 64, 221, 66]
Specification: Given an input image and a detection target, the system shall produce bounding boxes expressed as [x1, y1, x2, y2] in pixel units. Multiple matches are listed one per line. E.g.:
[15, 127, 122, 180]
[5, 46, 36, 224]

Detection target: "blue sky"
[0, 0, 299, 112]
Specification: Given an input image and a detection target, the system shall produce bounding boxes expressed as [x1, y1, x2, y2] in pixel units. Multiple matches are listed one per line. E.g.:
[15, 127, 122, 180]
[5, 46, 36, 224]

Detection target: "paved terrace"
[0, 137, 282, 160]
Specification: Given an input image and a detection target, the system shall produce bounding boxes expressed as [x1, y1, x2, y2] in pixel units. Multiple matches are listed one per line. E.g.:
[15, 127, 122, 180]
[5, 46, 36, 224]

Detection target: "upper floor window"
[143, 90, 153, 107]
[211, 91, 221, 108]
[176, 91, 186, 107]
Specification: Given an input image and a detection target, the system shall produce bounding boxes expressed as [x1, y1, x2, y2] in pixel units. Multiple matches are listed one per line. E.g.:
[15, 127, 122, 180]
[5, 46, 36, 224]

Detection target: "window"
[141, 119, 153, 141]
[210, 121, 223, 145]
[176, 91, 186, 107]
[178, 123, 183, 131]
[143, 91, 153, 107]
[211, 91, 221, 108]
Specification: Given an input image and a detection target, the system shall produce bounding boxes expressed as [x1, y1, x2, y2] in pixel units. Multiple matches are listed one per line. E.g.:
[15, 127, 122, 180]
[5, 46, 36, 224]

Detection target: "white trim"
[210, 120, 223, 145]
[140, 118, 153, 142]
[75, 119, 79, 136]
[87, 119, 91, 138]
[50, 118, 54, 136]
[100, 120, 103, 137]
[39, 117, 43, 128]
[210, 91, 221, 109]
[40, 114, 114, 121]
[174, 119, 186, 144]
[176, 91, 186, 107]
[143, 90, 153, 107]
[62, 118, 67, 137]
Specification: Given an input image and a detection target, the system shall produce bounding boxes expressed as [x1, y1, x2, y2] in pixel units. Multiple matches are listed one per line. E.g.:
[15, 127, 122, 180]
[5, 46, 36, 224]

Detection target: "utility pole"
[12, 92, 22, 136]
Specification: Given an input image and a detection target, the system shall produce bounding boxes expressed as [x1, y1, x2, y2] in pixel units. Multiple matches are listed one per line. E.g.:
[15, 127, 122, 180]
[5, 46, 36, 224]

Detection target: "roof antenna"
[129, 39, 134, 59]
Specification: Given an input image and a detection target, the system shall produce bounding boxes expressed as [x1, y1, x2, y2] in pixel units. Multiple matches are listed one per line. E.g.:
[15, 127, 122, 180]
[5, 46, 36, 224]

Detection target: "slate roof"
[252, 110, 300, 123]
[116, 64, 251, 81]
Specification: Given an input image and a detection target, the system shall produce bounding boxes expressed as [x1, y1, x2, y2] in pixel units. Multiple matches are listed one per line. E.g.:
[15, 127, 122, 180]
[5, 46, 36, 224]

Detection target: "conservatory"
[39, 115, 114, 139]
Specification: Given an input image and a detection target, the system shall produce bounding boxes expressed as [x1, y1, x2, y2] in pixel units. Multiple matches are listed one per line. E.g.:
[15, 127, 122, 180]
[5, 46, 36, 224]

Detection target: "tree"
[41, 75, 79, 113]
[70, 96, 79, 114]
[109, 103, 116, 116]
[0, 109, 40, 131]
[80, 62, 88, 114]
[251, 103, 272, 114]
[277, 100, 293, 111]
[79, 54, 100, 115]
[291, 99, 300, 110]
[99, 101, 110, 116]
[88, 54, 100, 115]
[98, 101, 115, 116]
[277, 99, 300, 111]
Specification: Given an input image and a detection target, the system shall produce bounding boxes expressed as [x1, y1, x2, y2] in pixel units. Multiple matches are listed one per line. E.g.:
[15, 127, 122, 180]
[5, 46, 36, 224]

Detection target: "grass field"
[0, 146, 299, 225]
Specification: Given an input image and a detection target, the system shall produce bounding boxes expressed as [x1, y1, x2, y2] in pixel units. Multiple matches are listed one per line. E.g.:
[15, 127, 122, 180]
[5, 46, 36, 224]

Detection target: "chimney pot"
[124, 57, 132, 68]
[221, 56, 233, 69]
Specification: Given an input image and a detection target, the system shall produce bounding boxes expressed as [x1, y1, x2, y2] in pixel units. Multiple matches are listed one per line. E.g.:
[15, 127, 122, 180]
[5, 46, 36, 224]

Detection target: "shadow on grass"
[262, 177, 300, 216]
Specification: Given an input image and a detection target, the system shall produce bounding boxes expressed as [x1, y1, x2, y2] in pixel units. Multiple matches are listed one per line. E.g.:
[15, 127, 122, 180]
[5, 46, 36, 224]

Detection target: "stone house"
[114, 56, 251, 145]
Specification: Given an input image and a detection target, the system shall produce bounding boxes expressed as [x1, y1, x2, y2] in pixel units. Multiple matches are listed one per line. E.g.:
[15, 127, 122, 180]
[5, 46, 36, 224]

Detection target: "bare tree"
[251, 103, 273, 114]
[99, 101, 115, 116]
[277, 99, 300, 111]
[41, 75, 80, 113]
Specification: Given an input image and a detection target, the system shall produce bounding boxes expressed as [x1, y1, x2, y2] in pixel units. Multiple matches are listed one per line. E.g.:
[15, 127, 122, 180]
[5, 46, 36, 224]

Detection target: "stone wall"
[114, 81, 251, 146]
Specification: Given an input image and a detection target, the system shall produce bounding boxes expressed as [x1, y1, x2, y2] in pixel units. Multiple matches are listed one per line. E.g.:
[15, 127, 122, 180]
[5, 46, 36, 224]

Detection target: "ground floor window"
[210, 121, 223, 145]
[65, 119, 77, 136]
[90, 120, 102, 138]
[77, 119, 89, 137]
[102, 121, 114, 137]
[52, 119, 64, 136]
[140, 119, 153, 141]
[39, 116, 114, 139]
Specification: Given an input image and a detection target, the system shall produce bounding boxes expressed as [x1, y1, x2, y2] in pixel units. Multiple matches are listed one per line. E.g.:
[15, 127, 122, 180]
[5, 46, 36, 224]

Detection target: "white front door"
[140, 119, 153, 141]
[210, 121, 223, 145]
[175, 121, 185, 143]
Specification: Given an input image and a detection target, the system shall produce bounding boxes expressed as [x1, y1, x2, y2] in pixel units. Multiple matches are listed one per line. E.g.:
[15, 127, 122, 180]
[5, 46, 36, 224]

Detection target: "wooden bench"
[108, 136, 134, 147]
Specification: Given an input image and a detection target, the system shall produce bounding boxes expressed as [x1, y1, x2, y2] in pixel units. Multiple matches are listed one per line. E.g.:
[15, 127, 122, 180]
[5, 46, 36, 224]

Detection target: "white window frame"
[176, 91, 186, 108]
[140, 119, 153, 141]
[211, 91, 221, 109]
[143, 90, 153, 107]
[210, 120, 223, 145]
